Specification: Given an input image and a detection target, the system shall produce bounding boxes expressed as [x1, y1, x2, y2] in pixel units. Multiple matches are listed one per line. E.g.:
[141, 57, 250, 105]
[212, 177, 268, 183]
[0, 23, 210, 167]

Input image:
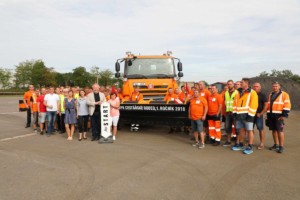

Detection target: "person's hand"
[201, 116, 206, 121]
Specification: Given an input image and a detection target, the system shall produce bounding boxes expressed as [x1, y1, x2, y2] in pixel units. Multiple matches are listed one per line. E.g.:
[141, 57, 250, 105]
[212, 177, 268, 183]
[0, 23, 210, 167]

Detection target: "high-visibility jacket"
[267, 90, 291, 117]
[233, 88, 258, 117]
[60, 94, 65, 113]
[225, 90, 238, 112]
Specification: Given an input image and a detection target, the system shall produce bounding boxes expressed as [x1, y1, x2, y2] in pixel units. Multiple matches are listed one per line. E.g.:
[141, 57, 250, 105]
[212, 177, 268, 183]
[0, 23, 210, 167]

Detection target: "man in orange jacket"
[130, 86, 143, 101]
[232, 78, 258, 154]
[164, 88, 177, 102]
[267, 81, 291, 153]
[129, 86, 143, 131]
[207, 84, 223, 146]
[23, 85, 35, 128]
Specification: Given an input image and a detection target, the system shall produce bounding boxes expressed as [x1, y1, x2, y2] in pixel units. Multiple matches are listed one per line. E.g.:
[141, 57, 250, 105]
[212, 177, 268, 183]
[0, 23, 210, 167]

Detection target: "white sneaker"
[112, 136, 116, 141]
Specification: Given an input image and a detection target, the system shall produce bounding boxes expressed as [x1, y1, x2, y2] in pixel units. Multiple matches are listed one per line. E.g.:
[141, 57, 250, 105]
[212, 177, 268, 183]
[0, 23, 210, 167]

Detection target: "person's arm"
[23, 92, 29, 109]
[30, 97, 33, 113]
[202, 99, 208, 121]
[57, 99, 60, 114]
[86, 94, 96, 106]
[63, 98, 66, 111]
[216, 95, 222, 116]
[43, 95, 51, 108]
[37, 98, 41, 114]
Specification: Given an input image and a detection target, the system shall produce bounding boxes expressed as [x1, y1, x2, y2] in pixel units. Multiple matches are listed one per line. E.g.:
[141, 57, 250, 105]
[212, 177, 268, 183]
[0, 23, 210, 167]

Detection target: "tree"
[14, 60, 33, 88]
[72, 66, 93, 87]
[0, 68, 13, 89]
[90, 66, 101, 84]
[98, 69, 118, 86]
[258, 71, 269, 77]
[258, 69, 300, 84]
[30, 60, 57, 87]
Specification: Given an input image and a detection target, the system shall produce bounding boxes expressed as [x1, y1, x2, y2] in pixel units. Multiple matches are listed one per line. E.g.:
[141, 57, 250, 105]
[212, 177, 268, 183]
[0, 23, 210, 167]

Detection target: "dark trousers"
[91, 112, 101, 138]
[56, 113, 61, 131]
[78, 115, 89, 133]
[26, 107, 31, 126]
[60, 113, 66, 132]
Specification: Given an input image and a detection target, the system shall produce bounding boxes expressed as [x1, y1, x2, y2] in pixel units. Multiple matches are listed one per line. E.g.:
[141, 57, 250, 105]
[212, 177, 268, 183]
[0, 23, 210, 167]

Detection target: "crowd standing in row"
[23, 78, 291, 154]
[23, 84, 120, 141]
[176, 78, 291, 154]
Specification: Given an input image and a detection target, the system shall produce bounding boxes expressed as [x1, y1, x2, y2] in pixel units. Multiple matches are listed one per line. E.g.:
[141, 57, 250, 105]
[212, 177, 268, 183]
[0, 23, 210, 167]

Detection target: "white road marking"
[0, 112, 23, 115]
[0, 133, 37, 142]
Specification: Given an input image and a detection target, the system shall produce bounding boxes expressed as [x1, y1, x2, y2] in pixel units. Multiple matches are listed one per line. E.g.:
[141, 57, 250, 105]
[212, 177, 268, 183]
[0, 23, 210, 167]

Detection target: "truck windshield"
[125, 58, 175, 78]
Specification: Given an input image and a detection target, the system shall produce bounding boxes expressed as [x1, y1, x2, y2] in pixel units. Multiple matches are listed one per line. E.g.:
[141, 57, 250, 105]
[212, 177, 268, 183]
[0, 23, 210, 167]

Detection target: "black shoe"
[277, 146, 284, 153]
[213, 141, 221, 146]
[269, 144, 279, 151]
[96, 136, 100, 140]
[40, 130, 44, 135]
[78, 138, 82, 141]
[25, 125, 30, 128]
[91, 137, 96, 141]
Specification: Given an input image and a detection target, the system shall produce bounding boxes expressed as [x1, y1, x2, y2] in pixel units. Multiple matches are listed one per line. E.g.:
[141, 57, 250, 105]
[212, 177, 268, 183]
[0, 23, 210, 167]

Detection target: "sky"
[1, 0, 300, 83]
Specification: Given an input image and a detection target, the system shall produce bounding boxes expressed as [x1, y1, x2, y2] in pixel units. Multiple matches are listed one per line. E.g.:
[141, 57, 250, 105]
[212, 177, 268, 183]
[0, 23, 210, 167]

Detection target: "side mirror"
[115, 62, 120, 72]
[178, 72, 183, 77]
[115, 72, 120, 78]
[177, 62, 182, 71]
[128, 60, 132, 66]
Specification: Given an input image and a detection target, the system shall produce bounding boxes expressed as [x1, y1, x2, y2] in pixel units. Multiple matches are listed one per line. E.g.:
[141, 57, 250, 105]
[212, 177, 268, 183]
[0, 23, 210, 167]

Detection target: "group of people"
[23, 78, 291, 154]
[23, 84, 120, 141]
[185, 79, 291, 154]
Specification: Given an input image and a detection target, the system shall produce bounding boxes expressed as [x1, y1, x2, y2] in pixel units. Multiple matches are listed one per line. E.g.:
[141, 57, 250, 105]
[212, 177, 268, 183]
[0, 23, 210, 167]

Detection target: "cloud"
[0, 0, 300, 83]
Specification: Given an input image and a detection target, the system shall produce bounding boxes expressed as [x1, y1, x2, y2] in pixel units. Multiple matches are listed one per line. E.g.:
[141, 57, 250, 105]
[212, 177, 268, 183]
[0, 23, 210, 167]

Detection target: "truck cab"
[115, 51, 183, 101]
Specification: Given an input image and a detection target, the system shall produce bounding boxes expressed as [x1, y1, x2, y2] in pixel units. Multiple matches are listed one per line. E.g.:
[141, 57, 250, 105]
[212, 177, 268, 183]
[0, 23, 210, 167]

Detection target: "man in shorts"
[267, 82, 291, 153]
[232, 78, 258, 154]
[189, 90, 208, 149]
[252, 82, 268, 150]
[37, 88, 47, 135]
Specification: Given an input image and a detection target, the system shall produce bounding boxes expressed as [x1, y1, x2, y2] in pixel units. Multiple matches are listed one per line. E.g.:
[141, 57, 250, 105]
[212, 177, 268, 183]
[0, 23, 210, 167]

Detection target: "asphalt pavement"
[1, 96, 300, 200]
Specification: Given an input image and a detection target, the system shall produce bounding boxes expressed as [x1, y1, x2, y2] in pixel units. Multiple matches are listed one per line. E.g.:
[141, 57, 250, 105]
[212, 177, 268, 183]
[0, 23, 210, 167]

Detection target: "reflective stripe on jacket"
[233, 88, 258, 117]
[267, 91, 291, 115]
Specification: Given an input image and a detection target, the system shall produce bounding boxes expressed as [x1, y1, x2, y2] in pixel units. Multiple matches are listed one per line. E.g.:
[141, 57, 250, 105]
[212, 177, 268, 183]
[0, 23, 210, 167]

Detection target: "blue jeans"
[47, 111, 57, 134]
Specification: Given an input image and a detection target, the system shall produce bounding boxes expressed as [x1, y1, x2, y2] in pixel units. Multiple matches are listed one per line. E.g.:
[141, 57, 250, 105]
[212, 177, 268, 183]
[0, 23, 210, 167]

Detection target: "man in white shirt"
[44, 86, 60, 136]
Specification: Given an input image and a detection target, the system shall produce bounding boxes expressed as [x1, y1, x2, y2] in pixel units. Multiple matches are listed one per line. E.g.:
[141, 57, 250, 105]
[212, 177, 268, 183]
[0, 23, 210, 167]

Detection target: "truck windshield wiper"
[126, 74, 148, 78]
[147, 74, 174, 78]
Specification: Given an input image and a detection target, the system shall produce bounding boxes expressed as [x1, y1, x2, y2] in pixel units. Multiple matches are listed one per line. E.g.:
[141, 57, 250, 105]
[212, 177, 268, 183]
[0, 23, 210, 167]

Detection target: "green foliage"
[258, 69, 300, 84]
[90, 67, 119, 86]
[7, 60, 122, 89]
[71, 66, 93, 87]
[0, 68, 13, 89]
[14, 60, 33, 88]
[14, 60, 57, 88]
